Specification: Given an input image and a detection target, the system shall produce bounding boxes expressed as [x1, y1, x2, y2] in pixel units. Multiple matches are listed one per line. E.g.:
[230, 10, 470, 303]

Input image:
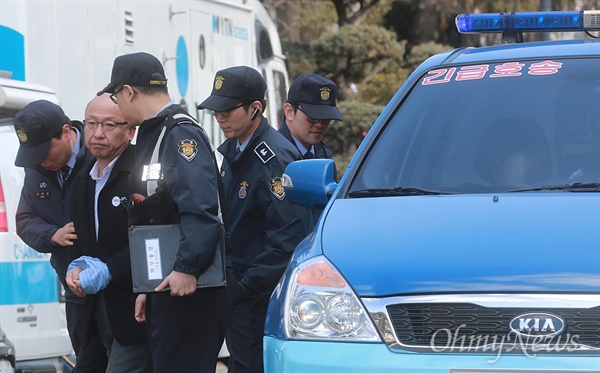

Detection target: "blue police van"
[264, 11, 600, 371]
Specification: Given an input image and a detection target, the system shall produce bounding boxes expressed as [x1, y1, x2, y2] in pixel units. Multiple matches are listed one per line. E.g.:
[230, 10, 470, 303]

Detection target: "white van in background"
[0, 0, 289, 146]
[0, 78, 73, 373]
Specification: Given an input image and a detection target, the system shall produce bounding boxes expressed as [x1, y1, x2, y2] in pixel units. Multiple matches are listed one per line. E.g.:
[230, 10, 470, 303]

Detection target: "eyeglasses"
[83, 120, 128, 131]
[298, 106, 336, 125]
[210, 103, 245, 118]
[110, 86, 125, 104]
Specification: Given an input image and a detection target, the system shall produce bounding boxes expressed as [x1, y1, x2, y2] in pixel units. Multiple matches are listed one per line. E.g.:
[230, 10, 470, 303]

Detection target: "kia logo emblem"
[509, 312, 566, 338]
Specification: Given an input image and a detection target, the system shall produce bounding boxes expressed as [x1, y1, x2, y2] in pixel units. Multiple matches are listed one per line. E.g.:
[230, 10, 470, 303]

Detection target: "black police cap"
[197, 66, 266, 112]
[97, 52, 167, 95]
[288, 74, 342, 121]
[14, 100, 70, 167]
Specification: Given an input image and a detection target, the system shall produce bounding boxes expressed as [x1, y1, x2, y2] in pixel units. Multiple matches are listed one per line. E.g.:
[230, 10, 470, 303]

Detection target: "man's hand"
[66, 267, 86, 297]
[155, 270, 197, 297]
[52, 222, 77, 246]
[67, 256, 111, 294]
[135, 294, 146, 323]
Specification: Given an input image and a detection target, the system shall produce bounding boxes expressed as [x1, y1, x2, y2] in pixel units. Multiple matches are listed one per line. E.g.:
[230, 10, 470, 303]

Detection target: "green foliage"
[360, 0, 394, 26]
[356, 58, 408, 105]
[325, 101, 385, 173]
[293, 1, 338, 40]
[311, 24, 405, 85]
[282, 40, 317, 81]
[405, 41, 453, 72]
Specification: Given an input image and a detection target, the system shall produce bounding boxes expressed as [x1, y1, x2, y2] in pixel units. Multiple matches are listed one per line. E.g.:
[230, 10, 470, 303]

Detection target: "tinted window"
[349, 58, 600, 194]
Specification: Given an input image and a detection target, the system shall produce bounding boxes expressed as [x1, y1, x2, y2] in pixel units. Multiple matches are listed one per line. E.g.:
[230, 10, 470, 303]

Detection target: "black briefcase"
[128, 224, 226, 293]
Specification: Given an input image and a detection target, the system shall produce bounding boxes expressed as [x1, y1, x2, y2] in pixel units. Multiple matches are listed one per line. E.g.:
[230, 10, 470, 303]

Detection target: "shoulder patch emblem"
[177, 139, 198, 162]
[269, 177, 286, 201]
[254, 141, 276, 164]
[239, 181, 249, 199]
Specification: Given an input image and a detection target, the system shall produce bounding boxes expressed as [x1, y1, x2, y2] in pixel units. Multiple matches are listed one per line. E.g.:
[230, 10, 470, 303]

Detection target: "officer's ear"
[283, 103, 294, 122]
[61, 124, 72, 140]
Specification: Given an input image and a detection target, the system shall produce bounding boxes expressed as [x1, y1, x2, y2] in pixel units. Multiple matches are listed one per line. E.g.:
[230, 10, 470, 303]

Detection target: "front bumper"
[264, 337, 600, 372]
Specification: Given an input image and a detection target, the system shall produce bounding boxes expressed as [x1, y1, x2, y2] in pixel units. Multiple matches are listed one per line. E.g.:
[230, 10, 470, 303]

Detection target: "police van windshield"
[348, 58, 600, 195]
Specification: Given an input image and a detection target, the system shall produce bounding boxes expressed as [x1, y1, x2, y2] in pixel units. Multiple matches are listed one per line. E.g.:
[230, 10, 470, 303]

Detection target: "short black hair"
[242, 99, 267, 111]
[135, 85, 169, 96]
[286, 99, 299, 112]
[52, 123, 69, 139]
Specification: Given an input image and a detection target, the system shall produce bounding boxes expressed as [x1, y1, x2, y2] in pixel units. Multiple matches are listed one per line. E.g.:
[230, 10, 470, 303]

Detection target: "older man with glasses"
[65, 93, 152, 372]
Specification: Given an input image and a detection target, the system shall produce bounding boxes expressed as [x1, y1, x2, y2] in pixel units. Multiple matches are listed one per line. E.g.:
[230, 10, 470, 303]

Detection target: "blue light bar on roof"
[456, 11, 599, 34]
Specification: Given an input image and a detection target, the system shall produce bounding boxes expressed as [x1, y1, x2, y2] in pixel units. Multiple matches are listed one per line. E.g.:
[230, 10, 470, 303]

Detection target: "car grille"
[386, 302, 600, 352]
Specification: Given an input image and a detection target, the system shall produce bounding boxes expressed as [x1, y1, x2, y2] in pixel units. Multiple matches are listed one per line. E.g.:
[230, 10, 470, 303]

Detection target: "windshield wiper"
[510, 182, 600, 193]
[348, 187, 452, 197]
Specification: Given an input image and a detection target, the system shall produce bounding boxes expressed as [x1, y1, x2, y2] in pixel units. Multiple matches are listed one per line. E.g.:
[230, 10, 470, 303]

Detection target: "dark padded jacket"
[218, 118, 313, 297]
[131, 104, 221, 276]
[16, 121, 94, 303]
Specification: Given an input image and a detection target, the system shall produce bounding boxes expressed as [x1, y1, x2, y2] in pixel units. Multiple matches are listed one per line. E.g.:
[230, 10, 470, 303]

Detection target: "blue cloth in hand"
[68, 256, 112, 294]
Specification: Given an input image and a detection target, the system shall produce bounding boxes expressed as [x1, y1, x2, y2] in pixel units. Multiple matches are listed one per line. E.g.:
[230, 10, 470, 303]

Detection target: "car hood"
[321, 194, 600, 296]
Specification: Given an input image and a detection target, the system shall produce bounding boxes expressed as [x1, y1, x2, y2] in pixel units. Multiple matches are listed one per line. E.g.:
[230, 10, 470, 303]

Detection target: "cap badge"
[269, 177, 286, 201]
[16, 129, 28, 143]
[177, 139, 198, 162]
[239, 180, 249, 199]
[215, 76, 225, 90]
[320, 87, 331, 101]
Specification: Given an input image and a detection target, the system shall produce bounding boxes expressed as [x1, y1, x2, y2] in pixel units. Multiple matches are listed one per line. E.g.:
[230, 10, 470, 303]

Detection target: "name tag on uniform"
[35, 191, 51, 199]
[141, 163, 162, 181]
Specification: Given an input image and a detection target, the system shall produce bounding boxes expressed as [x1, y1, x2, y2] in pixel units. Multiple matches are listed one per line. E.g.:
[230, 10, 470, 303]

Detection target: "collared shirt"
[89, 155, 121, 240]
[57, 128, 82, 185]
[155, 101, 175, 118]
[292, 136, 314, 157]
[237, 137, 251, 153]
[68, 128, 81, 169]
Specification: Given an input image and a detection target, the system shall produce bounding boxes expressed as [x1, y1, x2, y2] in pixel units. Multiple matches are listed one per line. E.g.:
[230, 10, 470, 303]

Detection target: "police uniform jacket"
[218, 118, 313, 298]
[16, 121, 94, 303]
[278, 121, 333, 159]
[132, 104, 221, 276]
[69, 144, 146, 346]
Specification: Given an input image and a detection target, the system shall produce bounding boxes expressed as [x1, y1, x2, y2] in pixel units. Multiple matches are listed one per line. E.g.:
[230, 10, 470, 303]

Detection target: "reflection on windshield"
[348, 58, 600, 195]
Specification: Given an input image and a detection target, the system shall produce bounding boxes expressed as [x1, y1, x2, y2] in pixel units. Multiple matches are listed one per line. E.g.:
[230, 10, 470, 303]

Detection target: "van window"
[348, 58, 600, 194]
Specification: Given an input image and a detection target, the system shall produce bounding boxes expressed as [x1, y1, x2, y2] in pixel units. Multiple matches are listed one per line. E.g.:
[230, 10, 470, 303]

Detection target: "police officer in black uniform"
[13, 100, 107, 370]
[98, 52, 225, 373]
[198, 66, 313, 373]
[279, 73, 342, 160]
[279, 74, 343, 220]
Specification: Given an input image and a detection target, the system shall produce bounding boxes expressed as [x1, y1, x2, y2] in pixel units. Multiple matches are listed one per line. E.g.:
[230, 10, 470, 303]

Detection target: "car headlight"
[0, 359, 13, 373]
[284, 256, 381, 342]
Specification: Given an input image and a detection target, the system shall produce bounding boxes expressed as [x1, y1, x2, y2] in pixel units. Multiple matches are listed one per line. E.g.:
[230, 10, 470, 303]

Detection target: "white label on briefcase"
[145, 238, 163, 280]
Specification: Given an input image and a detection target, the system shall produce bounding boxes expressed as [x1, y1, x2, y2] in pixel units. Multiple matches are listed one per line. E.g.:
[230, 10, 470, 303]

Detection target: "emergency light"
[456, 11, 600, 41]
